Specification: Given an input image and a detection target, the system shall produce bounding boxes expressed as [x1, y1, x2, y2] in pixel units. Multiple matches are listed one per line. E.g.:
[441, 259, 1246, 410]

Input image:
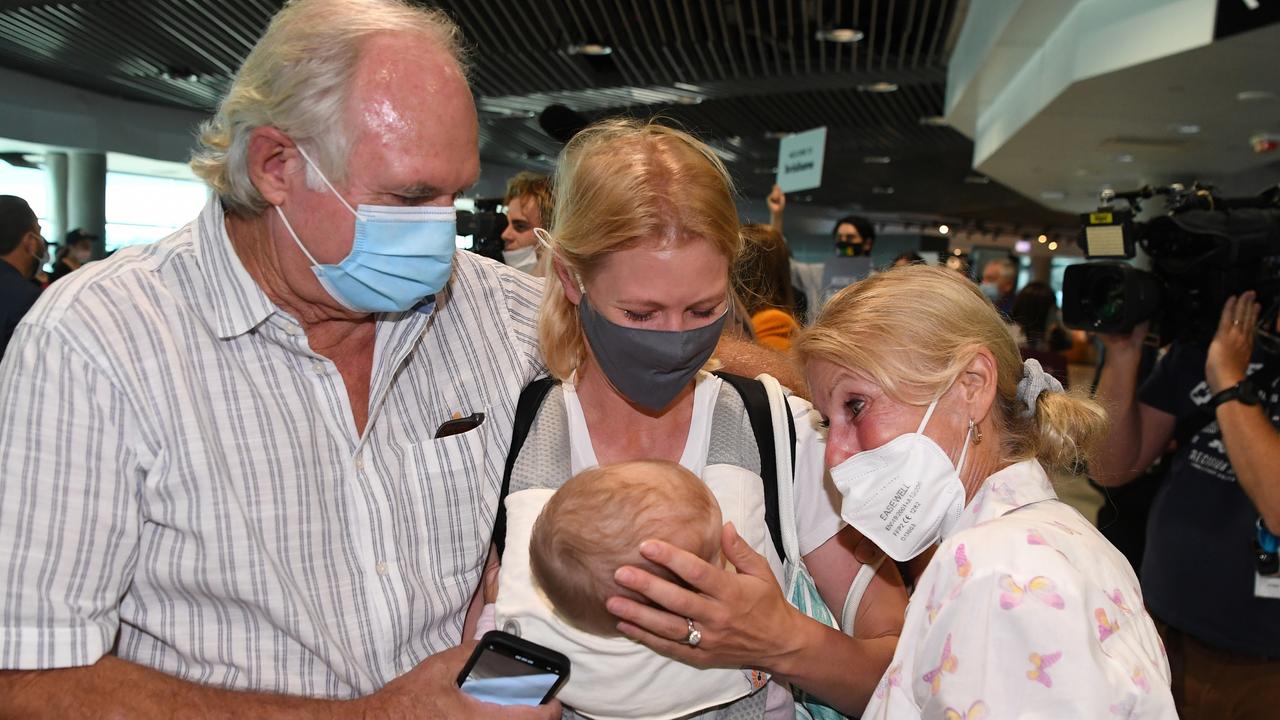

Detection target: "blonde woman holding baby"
[471, 118, 907, 720]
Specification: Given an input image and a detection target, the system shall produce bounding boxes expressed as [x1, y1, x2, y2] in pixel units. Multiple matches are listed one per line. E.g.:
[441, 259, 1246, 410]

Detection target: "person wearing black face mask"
[767, 185, 878, 322]
[481, 119, 907, 719]
[831, 214, 876, 257]
[0, 195, 47, 361]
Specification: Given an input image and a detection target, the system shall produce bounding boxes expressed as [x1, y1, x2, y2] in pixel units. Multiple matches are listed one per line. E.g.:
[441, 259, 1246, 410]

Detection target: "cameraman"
[1095, 290, 1280, 719]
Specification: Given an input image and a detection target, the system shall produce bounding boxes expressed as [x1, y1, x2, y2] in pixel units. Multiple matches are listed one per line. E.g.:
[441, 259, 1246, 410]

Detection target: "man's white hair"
[190, 0, 467, 216]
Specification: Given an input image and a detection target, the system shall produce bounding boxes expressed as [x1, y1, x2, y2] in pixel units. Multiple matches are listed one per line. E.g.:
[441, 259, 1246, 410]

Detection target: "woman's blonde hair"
[189, 0, 465, 217]
[794, 265, 1108, 472]
[538, 118, 742, 379]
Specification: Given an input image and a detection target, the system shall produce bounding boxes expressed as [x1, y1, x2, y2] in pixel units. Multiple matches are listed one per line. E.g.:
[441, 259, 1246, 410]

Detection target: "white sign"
[776, 126, 827, 193]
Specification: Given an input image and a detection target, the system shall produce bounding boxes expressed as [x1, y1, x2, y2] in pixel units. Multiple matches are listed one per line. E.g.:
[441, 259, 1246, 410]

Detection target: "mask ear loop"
[275, 205, 323, 268]
[916, 392, 974, 474]
[292, 144, 359, 218]
[538, 228, 588, 294]
[533, 227, 554, 252]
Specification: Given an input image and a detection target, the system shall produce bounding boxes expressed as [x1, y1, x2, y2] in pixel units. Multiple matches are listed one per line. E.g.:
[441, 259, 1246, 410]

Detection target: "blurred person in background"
[767, 183, 877, 323]
[981, 257, 1018, 317]
[49, 228, 96, 284]
[943, 252, 970, 277]
[891, 251, 925, 268]
[0, 194, 46, 361]
[736, 223, 800, 351]
[1009, 281, 1071, 388]
[501, 170, 552, 275]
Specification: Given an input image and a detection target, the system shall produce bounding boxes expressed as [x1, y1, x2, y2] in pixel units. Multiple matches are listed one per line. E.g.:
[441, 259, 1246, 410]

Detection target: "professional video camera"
[457, 201, 508, 263]
[1062, 183, 1280, 346]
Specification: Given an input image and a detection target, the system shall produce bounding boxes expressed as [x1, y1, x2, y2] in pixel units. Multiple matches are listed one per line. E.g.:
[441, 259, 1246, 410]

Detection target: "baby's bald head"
[529, 460, 722, 637]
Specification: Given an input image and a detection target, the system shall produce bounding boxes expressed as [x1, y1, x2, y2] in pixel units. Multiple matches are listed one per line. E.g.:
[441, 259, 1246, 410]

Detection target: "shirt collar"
[947, 458, 1058, 538]
[195, 197, 282, 339]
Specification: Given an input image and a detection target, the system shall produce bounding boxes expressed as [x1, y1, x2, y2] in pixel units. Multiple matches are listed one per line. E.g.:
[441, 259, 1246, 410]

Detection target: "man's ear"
[957, 347, 999, 423]
[246, 126, 304, 208]
[554, 257, 582, 306]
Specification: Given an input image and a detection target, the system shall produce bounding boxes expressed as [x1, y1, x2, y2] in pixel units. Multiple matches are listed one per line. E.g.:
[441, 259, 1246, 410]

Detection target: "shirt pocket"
[404, 416, 493, 609]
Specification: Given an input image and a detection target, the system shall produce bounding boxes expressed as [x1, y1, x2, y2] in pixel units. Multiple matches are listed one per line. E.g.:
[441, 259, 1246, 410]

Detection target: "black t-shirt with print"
[1138, 341, 1280, 658]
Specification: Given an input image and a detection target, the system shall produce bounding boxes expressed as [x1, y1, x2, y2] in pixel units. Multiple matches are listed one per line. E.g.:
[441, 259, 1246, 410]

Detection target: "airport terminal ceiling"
[0, 0, 1078, 230]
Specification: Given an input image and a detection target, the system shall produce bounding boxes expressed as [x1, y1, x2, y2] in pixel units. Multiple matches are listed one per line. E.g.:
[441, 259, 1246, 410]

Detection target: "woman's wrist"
[764, 605, 824, 678]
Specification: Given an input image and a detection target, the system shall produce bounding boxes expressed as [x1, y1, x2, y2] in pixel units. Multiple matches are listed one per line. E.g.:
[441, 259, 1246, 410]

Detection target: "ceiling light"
[938, 224, 950, 235]
[1037, 234, 1048, 244]
[815, 28, 864, 43]
[1237, 90, 1277, 102]
[1116, 154, 1134, 163]
[1015, 240, 1032, 253]
[963, 174, 990, 184]
[872, 185, 895, 195]
[858, 82, 899, 93]
[1171, 123, 1200, 135]
[567, 43, 613, 56]
[674, 94, 703, 105]
[1040, 190, 1066, 200]
[764, 131, 793, 140]
[919, 115, 948, 126]
[1048, 241, 1059, 251]
[953, 248, 963, 256]
[863, 155, 891, 164]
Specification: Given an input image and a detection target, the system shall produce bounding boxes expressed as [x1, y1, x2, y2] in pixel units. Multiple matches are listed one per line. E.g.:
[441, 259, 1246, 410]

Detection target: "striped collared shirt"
[0, 198, 545, 698]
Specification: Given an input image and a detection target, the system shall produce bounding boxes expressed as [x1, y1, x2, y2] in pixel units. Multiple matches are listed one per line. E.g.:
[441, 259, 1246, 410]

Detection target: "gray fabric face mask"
[578, 293, 727, 412]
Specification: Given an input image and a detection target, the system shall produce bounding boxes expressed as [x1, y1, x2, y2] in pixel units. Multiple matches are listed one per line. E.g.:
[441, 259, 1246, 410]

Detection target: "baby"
[481, 460, 780, 719]
[528, 459, 724, 637]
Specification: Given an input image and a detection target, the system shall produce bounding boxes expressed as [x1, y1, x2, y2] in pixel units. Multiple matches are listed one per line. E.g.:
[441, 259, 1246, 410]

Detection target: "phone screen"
[458, 643, 563, 706]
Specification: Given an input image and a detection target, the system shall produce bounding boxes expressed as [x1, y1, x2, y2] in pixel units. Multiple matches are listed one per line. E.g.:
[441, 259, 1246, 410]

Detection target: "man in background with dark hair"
[832, 213, 875, 257]
[767, 184, 878, 321]
[501, 170, 552, 275]
[0, 195, 46, 361]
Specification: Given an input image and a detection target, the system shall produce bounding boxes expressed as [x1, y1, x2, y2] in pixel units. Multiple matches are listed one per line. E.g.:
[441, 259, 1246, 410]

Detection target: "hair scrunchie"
[1016, 358, 1063, 418]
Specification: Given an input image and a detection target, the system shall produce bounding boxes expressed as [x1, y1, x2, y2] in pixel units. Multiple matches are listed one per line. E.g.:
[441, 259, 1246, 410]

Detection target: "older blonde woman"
[483, 118, 907, 719]
[797, 266, 1176, 718]
[617, 265, 1177, 718]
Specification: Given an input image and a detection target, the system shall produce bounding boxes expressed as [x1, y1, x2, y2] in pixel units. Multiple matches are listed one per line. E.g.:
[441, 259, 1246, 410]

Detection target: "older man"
[0, 1, 555, 717]
[981, 257, 1019, 317]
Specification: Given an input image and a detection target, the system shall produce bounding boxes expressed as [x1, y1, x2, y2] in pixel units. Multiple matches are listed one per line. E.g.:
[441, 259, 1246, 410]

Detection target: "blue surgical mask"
[980, 281, 1002, 302]
[274, 146, 457, 313]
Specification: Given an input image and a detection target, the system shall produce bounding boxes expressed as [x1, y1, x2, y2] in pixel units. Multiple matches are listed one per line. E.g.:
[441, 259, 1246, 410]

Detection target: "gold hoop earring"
[969, 419, 983, 445]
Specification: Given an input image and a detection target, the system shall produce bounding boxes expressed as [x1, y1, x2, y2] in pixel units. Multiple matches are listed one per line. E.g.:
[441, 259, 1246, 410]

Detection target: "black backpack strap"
[714, 371, 789, 563]
[493, 376, 558, 558]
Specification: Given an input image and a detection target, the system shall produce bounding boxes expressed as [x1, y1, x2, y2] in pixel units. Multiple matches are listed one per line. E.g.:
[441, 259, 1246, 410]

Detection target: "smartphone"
[434, 412, 485, 439]
[456, 630, 570, 706]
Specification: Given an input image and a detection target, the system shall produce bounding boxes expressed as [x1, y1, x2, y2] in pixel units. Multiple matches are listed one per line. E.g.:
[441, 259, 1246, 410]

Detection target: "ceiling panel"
[0, 0, 1076, 230]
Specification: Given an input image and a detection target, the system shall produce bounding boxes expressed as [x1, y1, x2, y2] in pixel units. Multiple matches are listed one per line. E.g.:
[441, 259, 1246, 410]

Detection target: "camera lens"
[1082, 268, 1126, 326]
